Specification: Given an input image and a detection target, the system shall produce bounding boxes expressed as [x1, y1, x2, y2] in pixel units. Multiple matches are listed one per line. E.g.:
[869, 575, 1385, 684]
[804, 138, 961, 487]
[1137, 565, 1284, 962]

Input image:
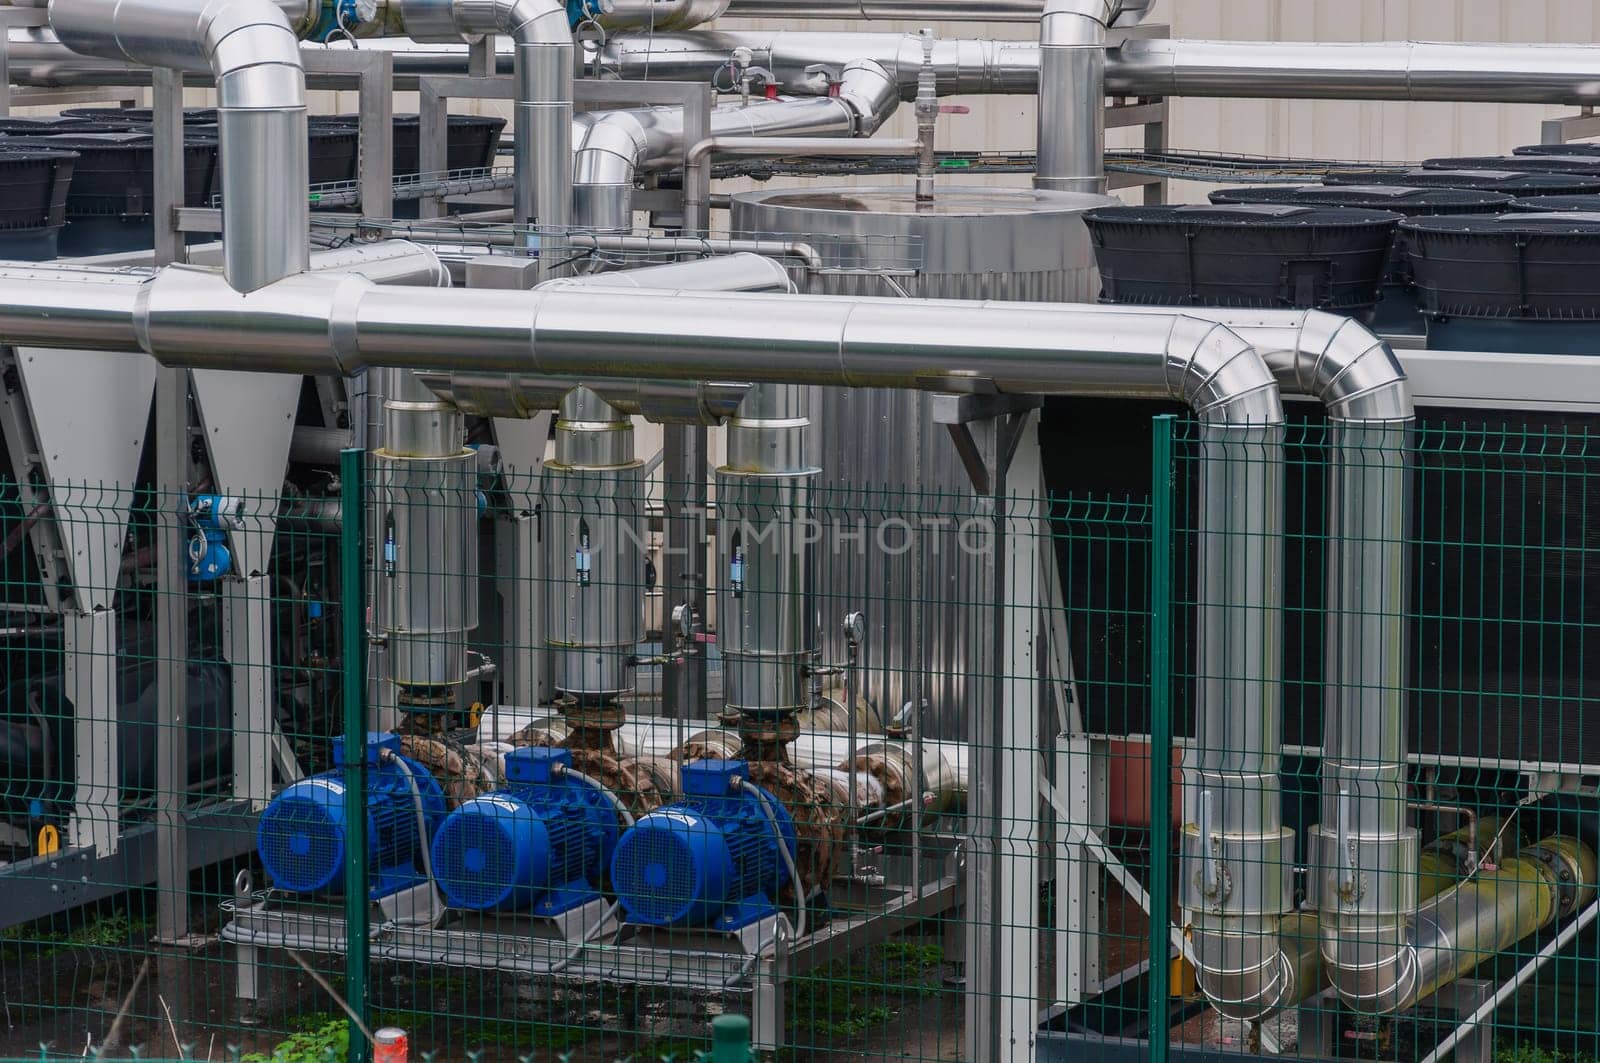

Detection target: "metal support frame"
[224, 574, 295, 807]
[152, 68, 199, 947]
[0, 804, 260, 933]
[1105, 23, 1169, 205]
[64, 609, 118, 855]
[934, 389, 1045, 1063]
[220, 872, 955, 1049]
[661, 425, 709, 726]
[1540, 106, 1600, 145]
[417, 73, 513, 220]
[1104, 97, 1168, 204]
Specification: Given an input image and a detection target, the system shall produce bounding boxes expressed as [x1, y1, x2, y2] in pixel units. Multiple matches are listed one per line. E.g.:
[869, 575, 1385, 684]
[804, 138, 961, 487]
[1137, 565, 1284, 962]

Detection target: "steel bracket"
[933, 393, 1042, 495]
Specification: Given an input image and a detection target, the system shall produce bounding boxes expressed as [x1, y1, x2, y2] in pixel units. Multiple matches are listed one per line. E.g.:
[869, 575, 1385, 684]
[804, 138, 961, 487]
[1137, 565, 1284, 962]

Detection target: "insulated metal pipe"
[1108, 39, 1600, 105]
[539, 252, 797, 293]
[47, 0, 310, 292]
[16, 268, 1284, 427]
[398, 0, 572, 272]
[1048, 305, 1410, 1017]
[1036, 0, 1108, 194]
[22, 30, 1600, 110]
[587, 31, 1600, 108]
[716, 382, 818, 721]
[542, 387, 645, 702]
[372, 367, 480, 703]
[572, 60, 897, 233]
[307, 240, 452, 288]
[1341, 836, 1598, 1015]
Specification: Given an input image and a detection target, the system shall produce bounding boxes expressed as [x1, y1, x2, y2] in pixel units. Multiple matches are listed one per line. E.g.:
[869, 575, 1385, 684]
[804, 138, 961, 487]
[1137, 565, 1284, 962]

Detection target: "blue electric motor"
[610, 759, 797, 931]
[430, 747, 622, 914]
[257, 732, 447, 898]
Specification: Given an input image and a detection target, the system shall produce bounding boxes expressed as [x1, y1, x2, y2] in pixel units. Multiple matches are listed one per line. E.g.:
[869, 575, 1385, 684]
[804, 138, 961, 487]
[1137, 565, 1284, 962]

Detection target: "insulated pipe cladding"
[541, 386, 646, 706]
[716, 382, 819, 727]
[396, 0, 571, 270]
[47, 0, 309, 291]
[1051, 305, 1411, 1018]
[373, 367, 481, 707]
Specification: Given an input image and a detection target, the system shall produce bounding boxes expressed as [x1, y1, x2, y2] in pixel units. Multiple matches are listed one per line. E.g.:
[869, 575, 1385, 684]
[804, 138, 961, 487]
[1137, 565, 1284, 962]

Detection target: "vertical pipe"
[541, 386, 645, 705]
[1179, 417, 1298, 1020]
[152, 67, 190, 947]
[662, 424, 709, 726]
[339, 447, 371, 1063]
[1147, 412, 1174, 1063]
[715, 384, 819, 723]
[1036, 0, 1107, 194]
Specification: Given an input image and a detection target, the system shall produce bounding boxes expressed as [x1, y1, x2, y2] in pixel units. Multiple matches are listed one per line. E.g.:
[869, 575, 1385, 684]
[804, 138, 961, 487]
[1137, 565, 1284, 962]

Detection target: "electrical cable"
[381, 748, 444, 927]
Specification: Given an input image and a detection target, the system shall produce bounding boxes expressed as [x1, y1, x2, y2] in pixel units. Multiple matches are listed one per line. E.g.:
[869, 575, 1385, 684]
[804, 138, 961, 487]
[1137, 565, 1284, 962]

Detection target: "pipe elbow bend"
[1295, 310, 1413, 423]
[1165, 316, 1284, 428]
[837, 59, 899, 136]
[499, 0, 573, 44]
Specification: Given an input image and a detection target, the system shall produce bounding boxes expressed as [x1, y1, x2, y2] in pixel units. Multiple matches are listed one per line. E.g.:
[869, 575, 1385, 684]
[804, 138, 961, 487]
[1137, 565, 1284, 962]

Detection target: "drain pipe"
[48, 0, 310, 292]
[399, 0, 571, 273]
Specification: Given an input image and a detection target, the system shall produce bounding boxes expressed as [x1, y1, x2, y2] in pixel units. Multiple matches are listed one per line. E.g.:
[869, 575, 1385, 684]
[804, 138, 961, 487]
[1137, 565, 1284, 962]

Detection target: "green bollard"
[709, 1015, 752, 1063]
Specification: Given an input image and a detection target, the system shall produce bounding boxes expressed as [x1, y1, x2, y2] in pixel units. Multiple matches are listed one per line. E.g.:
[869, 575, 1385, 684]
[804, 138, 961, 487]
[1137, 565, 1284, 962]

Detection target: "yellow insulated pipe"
[1324, 832, 1597, 1014]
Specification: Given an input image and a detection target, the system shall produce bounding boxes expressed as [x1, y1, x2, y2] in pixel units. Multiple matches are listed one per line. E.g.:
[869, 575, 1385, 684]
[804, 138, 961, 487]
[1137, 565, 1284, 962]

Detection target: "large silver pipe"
[22, 29, 1600, 110]
[542, 386, 645, 703]
[715, 0, 1153, 20]
[588, 31, 1038, 97]
[1036, 0, 1108, 194]
[47, 0, 309, 292]
[1109, 38, 1600, 104]
[372, 365, 480, 702]
[573, 61, 896, 232]
[398, 0, 571, 273]
[590, 0, 729, 31]
[1050, 306, 1409, 1017]
[589, 31, 1600, 108]
[308, 240, 452, 287]
[718, 0, 1047, 18]
[717, 381, 818, 722]
[540, 252, 797, 293]
[0, 266, 1280, 425]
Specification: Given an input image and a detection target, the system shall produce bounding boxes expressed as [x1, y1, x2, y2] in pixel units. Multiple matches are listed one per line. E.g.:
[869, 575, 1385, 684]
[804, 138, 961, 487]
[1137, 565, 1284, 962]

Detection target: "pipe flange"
[1522, 842, 1582, 917]
[555, 695, 627, 733]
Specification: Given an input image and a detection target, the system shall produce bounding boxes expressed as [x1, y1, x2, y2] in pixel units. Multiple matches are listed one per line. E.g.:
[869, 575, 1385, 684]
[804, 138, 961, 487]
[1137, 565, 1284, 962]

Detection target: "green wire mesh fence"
[0, 412, 1598, 1063]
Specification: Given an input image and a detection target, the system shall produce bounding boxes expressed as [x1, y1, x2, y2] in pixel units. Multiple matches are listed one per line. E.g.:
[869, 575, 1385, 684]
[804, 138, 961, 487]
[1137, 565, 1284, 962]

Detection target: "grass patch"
[1496, 1045, 1600, 1063]
[787, 936, 947, 1041]
[242, 1018, 348, 1063]
[0, 911, 152, 962]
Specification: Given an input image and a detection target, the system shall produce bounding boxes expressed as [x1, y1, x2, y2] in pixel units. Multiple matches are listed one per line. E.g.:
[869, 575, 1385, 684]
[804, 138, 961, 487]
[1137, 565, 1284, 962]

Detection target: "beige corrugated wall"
[1163, 0, 1600, 201]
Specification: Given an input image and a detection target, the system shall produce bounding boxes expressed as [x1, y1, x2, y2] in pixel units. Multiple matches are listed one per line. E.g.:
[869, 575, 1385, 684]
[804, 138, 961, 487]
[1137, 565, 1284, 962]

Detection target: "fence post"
[340, 447, 371, 1063]
[1147, 414, 1175, 1063]
[709, 1014, 753, 1062]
